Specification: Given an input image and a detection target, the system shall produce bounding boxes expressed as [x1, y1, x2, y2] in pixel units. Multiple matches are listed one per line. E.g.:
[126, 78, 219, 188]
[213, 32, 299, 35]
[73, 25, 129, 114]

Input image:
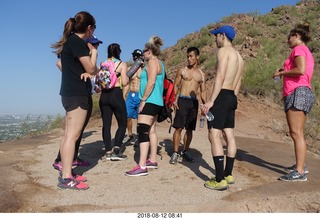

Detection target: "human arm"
[56, 59, 62, 72]
[199, 70, 207, 104]
[172, 68, 183, 110]
[79, 43, 99, 75]
[273, 55, 306, 79]
[202, 48, 227, 115]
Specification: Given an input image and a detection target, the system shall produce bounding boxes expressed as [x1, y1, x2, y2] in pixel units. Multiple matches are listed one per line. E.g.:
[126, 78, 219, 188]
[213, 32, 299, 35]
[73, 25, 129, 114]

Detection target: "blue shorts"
[126, 91, 140, 119]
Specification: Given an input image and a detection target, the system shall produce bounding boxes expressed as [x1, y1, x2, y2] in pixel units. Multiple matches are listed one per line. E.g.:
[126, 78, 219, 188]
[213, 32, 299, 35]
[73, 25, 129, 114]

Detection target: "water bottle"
[199, 116, 205, 128]
[126, 58, 143, 78]
[274, 76, 280, 83]
[206, 111, 214, 121]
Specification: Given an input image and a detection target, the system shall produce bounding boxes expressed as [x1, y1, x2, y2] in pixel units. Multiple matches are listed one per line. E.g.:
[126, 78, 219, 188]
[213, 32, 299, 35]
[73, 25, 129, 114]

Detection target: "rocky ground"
[0, 95, 319, 215]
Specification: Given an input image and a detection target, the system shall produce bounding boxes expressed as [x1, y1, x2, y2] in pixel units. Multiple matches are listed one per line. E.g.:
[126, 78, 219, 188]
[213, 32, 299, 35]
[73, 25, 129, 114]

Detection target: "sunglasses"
[143, 49, 149, 53]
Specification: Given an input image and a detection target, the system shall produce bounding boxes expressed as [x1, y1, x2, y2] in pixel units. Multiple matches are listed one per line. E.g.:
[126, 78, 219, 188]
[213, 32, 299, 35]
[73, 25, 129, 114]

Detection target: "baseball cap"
[210, 25, 236, 41]
[85, 35, 103, 44]
[132, 49, 143, 56]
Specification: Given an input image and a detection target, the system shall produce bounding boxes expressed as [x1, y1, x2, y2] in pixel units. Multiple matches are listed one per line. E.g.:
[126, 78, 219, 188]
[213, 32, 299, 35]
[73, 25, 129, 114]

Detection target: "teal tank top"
[139, 60, 165, 106]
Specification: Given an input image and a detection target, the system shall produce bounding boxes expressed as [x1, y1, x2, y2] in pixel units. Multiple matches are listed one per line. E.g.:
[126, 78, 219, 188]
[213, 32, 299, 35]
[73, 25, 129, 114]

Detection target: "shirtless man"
[202, 26, 244, 191]
[123, 49, 144, 145]
[169, 47, 207, 164]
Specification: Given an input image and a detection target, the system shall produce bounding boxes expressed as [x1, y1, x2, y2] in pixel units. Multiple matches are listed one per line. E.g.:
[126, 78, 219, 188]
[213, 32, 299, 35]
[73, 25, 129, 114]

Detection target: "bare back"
[219, 46, 244, 91]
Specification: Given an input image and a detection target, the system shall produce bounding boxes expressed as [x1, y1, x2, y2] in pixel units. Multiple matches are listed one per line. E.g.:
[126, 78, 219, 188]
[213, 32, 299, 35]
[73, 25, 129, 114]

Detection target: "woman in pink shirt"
[273, 23, 315, 182]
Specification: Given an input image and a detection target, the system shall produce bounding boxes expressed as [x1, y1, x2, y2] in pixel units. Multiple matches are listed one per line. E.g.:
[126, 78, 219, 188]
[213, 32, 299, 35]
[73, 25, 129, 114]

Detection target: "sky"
[0, 0, 298, 116]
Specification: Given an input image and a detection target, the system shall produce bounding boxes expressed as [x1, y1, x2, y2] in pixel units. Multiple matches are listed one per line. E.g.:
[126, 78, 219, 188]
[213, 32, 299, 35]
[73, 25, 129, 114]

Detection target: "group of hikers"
[51, 11, 315, 191]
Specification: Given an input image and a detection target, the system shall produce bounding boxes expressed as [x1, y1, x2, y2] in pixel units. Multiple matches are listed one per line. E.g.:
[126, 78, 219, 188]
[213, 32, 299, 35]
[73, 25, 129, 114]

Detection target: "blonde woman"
[126, 36, 165, 176]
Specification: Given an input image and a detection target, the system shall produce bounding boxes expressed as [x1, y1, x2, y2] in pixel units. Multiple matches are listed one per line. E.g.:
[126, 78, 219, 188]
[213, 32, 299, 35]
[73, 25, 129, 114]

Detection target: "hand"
[173, 102, 179, 111]
[273, 68, 283, 79]
[80, 73, 92, 82]
[139, 101, 146, 113]
[201, 101, 214, 115]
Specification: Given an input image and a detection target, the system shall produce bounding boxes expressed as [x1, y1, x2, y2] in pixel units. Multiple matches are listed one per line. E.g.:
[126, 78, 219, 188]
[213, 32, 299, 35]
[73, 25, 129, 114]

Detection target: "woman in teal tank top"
[126, 36, 165, 176]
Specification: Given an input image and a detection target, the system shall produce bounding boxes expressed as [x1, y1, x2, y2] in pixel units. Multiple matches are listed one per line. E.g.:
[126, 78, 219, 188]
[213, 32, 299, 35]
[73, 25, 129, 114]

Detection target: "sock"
[224, 156, 235, 177]
[213, 156, 224, 182]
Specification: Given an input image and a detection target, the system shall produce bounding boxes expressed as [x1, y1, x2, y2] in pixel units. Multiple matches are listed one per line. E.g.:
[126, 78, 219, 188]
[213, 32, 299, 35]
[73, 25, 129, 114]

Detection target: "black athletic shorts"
[173, 96, 198, 130]
[207, 89, 237, 129]
[61, 96, 91, 112]
[140, 102, 163, 117]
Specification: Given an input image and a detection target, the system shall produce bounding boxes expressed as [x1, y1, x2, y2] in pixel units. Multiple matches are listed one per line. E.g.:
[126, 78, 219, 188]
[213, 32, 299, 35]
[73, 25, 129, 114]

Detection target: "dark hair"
[187, 47, 200, 56]
[108, 43, 121, 60]
[145, 36, 163, 56]
[290, 23, 311, 43]
[51, 11, 96, 56]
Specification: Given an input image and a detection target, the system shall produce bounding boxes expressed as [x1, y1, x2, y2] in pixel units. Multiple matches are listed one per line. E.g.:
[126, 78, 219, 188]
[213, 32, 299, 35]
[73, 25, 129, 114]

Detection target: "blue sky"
[0, 0, 298, 116]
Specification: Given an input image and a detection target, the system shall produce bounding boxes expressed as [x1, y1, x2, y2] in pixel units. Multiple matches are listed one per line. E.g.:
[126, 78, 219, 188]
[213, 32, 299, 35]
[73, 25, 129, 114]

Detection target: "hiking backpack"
[157, 74, 175, 133]
[95, 60, 121, 90]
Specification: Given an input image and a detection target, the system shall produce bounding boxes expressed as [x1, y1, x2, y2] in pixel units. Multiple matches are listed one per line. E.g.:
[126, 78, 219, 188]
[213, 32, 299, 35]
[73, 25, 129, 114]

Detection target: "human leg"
[99, 94, 113, 153]
[170, 128, 182, 164]
[286, 108, 307, 174]
[60, 107, 88, 179]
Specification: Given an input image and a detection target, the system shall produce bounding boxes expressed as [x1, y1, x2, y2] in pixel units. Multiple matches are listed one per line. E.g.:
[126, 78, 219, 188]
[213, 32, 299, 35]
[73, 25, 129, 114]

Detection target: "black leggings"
[55, 96, 92, 162]
[99, 87, 127, 152]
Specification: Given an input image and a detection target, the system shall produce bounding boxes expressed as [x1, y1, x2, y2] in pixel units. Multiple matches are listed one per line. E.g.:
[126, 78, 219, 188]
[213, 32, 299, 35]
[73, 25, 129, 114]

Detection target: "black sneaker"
[111, 152, 127, 161]
[182, 150, 195, 163]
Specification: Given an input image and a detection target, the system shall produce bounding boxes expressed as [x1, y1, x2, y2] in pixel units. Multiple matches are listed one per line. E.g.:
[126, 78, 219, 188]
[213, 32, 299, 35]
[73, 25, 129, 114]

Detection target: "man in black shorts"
[170, 47, 206, 164]
[202, 26, 244, 190]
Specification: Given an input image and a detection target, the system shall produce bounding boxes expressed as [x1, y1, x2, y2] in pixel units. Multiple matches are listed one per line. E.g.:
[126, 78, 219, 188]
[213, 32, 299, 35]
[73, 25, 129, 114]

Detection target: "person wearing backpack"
[51, 11, 99, 190]
[99, 43, 129, 161]
[126, 36, 165, 176]
[170, 47, 207, 164]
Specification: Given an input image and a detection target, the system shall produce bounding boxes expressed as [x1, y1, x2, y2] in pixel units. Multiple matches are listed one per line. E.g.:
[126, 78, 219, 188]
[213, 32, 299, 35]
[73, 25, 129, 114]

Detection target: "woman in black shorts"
[51, 11, 98, 190]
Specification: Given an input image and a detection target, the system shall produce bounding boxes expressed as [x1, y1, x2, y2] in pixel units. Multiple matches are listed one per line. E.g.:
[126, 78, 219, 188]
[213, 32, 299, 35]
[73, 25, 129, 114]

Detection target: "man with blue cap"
[201, 25, 244, 191]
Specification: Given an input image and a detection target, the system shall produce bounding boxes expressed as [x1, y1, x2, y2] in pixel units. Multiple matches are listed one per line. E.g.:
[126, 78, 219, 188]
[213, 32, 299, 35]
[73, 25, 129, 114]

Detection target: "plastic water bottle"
[126, 58, 143, 78]
[199, 116, 205, 128]
[206, 111, 214, 121]
[274, 76, 280, 83]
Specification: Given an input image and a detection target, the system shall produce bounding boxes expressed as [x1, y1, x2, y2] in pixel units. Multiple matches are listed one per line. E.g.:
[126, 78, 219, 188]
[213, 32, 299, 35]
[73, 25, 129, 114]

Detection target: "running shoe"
[53, 161, 62, 171]
[59, 171, 87, 182]
[169, 152, 180, 164]
[204, 178, 228, 191]
[278, 170, 307, 182]
[224, 175, 235, 184]
[72, 158, 90, 167]
[284, 164, 309, 174]
[122, 135, 134, 144]
[146, 159, 158, 169]
[58, 176, 89, 190]
[125, 165, 148, 176]
[182, 150, 195, 163]
[111, 152, 127, 161]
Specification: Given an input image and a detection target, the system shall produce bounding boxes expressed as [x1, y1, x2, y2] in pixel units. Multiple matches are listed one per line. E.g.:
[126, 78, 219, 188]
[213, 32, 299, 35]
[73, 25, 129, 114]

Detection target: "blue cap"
[85, 35, 103, 44]
[210, 25, 236, 40]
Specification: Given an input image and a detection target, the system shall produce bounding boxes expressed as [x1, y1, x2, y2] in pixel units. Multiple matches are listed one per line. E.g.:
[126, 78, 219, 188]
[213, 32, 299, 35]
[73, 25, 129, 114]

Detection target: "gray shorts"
[284, 86, 315, 114]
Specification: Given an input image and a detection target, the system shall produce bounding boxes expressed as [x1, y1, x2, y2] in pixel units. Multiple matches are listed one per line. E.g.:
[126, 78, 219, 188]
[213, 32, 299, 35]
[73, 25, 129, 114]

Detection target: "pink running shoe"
[146, 159, 158, 169]
[59, 172, 87, 182]
[72, 159, 90, 167]
[125, 165, 148, 176]
[53, 161, 62, 171]
[58, 176, 89, 190]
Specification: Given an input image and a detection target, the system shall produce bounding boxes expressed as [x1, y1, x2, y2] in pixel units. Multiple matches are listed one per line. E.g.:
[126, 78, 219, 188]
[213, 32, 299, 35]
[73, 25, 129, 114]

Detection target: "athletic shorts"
[140, 103, 163, 117]
[284, 86, 314, 114]
[173, 96, 198, 130]
[208, 89, 237, 130]
[126, 91, 140, 119]
[61, 96, 91, 112]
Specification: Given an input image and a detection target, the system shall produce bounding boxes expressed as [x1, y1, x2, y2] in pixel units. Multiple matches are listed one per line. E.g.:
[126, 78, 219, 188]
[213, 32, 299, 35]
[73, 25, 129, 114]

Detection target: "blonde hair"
[145, 36, 163, 56]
